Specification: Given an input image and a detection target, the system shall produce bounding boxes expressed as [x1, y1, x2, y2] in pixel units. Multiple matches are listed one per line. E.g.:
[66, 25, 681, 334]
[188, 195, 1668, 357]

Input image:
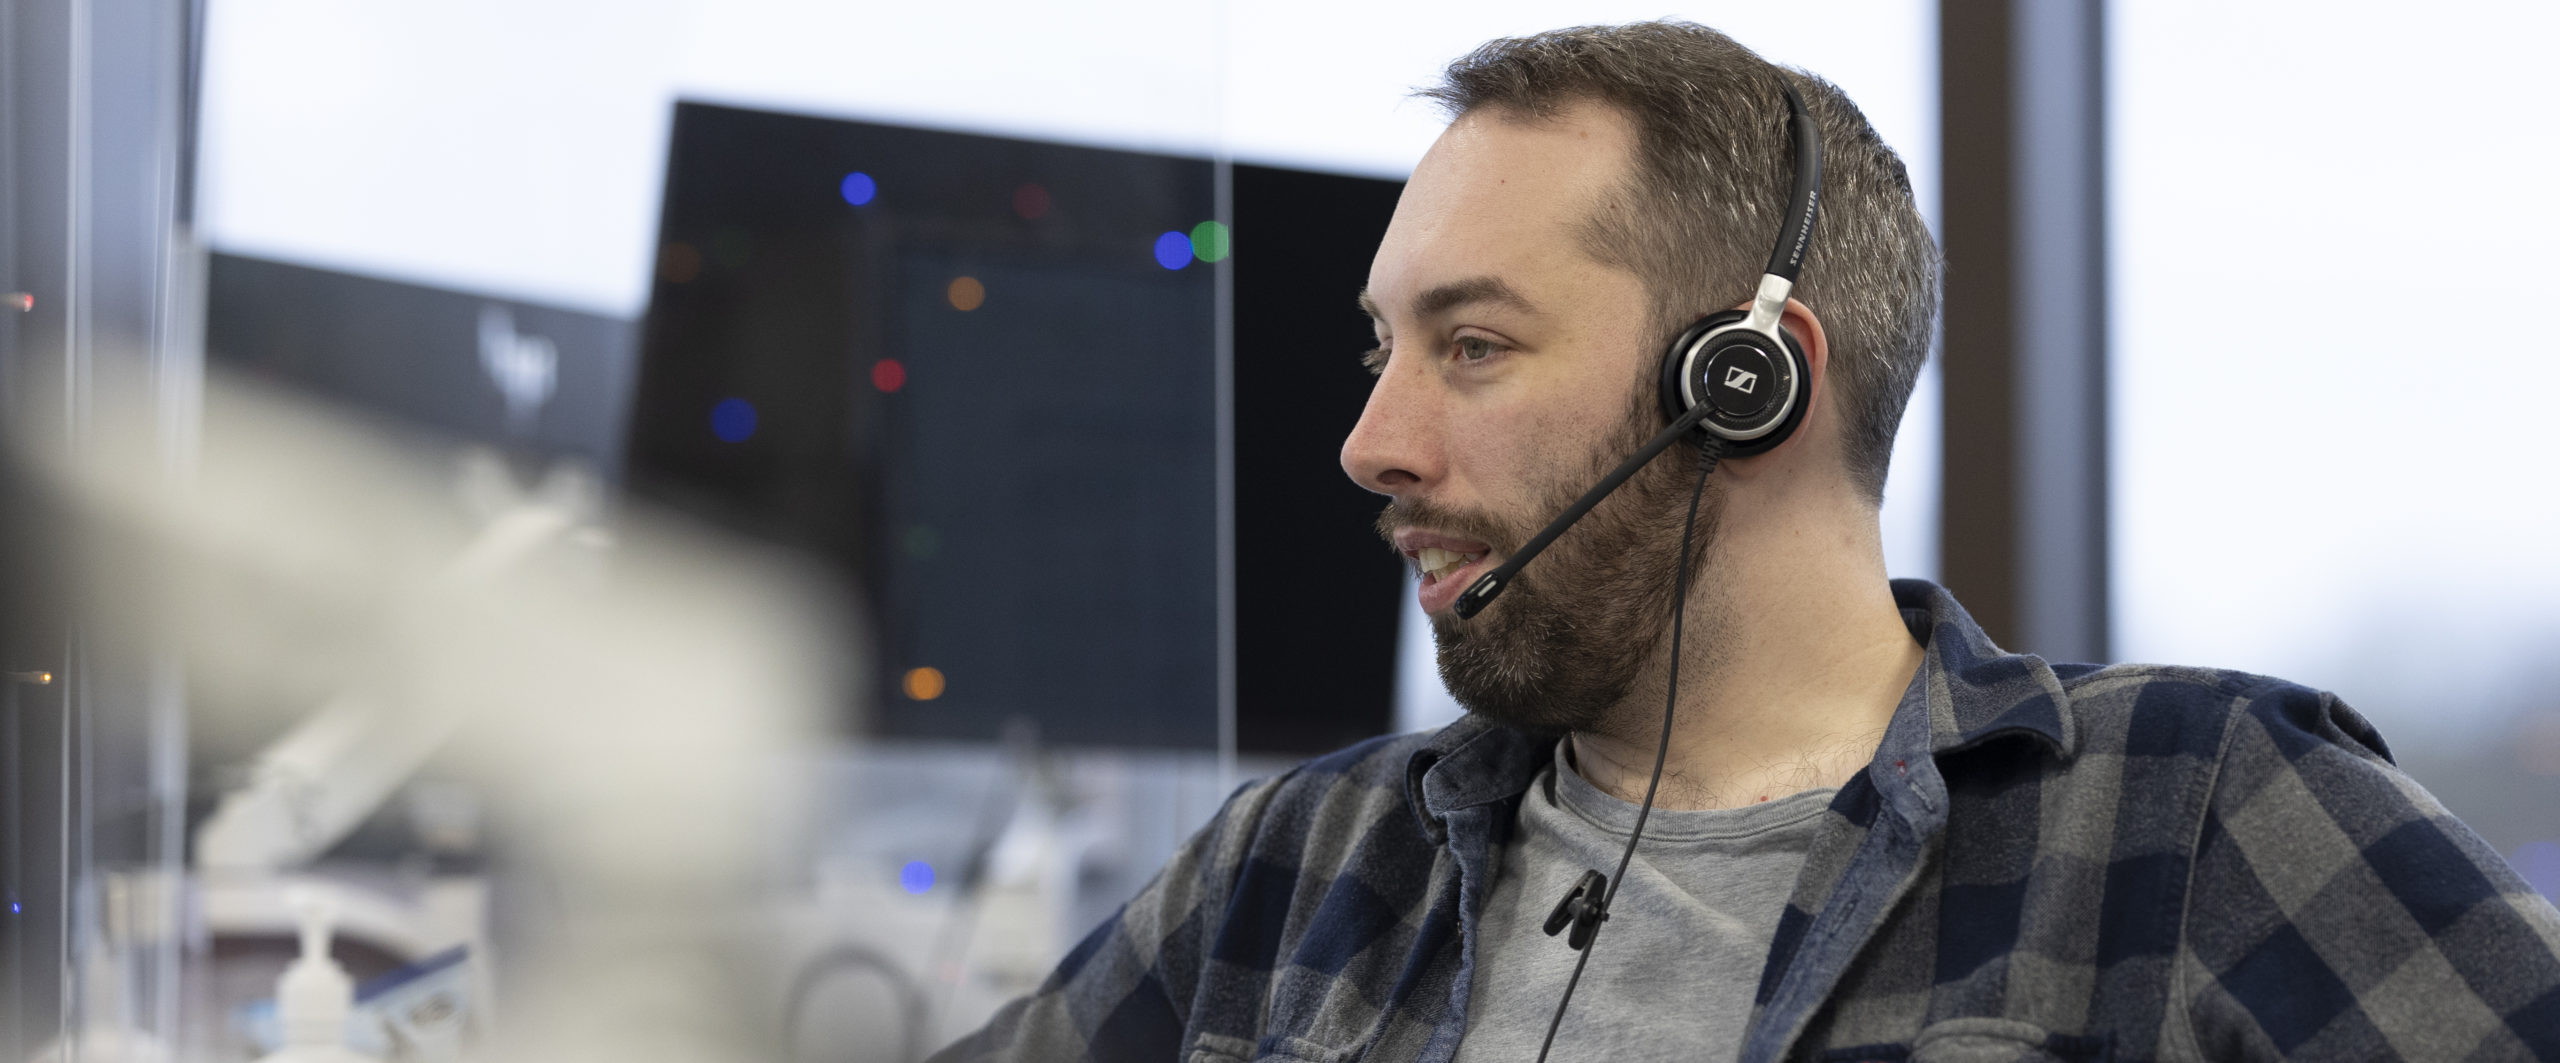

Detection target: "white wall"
[198, 0, 1935, 315]
[2109, 1, 2560, 744]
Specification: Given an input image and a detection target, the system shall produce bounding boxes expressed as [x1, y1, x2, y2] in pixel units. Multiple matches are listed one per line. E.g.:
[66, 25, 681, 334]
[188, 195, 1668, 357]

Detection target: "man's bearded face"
[1380, 385, 1720, 735]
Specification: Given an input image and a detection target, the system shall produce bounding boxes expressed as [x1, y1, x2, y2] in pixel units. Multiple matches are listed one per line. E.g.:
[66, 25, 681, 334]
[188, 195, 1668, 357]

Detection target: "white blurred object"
[970, 789, 1069, 989]
[251, 889, 380, 1063]
[27, 926, 177, 1063]
[193, 495, 585, 871]
[476, 305, 560, 437]
[967, 751, 1121, 995]
[38, 374, 852, 1062]
[193, 691, 456, 873]
[232, 921, 474, 1061]
[195, 444, 597, 874]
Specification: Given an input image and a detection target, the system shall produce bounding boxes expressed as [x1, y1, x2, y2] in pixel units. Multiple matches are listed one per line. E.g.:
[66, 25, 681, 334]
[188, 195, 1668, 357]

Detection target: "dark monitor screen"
[878, 252, 1218, 737]
[626, 103, 1225, 749]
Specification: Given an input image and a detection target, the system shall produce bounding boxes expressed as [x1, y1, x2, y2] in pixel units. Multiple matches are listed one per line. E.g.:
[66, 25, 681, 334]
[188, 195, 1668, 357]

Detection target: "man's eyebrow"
[1356, 277, 1538, 323]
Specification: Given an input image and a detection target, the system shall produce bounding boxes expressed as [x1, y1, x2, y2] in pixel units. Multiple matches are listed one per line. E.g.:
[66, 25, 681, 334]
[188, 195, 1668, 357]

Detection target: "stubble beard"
[1379, 386, 1723, 738]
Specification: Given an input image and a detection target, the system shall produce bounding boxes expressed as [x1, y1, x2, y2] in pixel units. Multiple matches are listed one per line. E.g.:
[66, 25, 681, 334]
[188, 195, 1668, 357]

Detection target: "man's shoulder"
[1896, 579, 2391, 773]
[2043, 660, 2394, 768]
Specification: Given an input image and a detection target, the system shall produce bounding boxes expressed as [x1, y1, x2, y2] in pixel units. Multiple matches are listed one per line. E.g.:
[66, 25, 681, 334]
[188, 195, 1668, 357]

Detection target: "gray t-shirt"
[1451, 742, 1834, 1063]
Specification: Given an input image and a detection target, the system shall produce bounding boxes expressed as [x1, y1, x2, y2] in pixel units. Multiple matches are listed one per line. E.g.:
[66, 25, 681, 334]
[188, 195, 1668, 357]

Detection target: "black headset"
[1657, 81, 1823, 458]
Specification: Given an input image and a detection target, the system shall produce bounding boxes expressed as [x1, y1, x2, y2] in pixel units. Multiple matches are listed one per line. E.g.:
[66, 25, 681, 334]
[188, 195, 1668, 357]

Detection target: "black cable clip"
[1542, 869, 1611, 951]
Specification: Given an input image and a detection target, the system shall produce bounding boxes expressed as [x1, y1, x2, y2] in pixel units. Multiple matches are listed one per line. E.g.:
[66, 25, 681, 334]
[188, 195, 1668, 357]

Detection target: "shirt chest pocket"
[1188, 1032, 1357, 1063]
[1819, 1018, 2112, 1063]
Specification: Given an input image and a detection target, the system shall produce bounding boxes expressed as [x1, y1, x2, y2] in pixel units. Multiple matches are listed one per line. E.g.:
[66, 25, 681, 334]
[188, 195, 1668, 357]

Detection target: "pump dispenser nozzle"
[256, 887, 380, 1063]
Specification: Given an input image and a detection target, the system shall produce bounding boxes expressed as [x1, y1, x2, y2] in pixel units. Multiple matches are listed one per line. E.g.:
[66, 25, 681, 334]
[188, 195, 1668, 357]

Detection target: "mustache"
[1374, 497, 1527, 557]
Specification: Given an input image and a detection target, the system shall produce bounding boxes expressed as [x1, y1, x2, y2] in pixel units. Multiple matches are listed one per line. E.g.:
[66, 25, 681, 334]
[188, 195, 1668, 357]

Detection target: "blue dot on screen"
[900, 860, 935, 895]
[840, 171, 878, 206]
[710, 397, 758, 443]
[1153, 230, 1194, 270]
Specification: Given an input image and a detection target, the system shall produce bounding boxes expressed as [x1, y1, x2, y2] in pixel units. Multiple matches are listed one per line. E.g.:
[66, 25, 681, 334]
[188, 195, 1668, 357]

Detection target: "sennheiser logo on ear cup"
[1700, 344, 1780, 419]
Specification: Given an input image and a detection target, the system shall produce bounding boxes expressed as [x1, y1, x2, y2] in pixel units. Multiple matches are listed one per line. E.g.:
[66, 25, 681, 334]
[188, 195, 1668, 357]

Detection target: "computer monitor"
[627, 103, 1404, 752]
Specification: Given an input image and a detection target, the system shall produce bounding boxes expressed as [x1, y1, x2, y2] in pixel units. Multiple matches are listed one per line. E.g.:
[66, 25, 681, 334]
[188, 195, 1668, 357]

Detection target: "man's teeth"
[1417, 546, 1486, 580]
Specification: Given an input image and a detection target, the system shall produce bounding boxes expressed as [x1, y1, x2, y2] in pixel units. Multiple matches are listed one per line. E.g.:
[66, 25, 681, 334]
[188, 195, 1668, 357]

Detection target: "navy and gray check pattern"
[934, 580, 2560, 1061]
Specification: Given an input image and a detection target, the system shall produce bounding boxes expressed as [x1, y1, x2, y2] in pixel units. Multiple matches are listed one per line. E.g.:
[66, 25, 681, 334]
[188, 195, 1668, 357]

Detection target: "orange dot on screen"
[947, 276, 985, 311]
[902, 667, 947, 701]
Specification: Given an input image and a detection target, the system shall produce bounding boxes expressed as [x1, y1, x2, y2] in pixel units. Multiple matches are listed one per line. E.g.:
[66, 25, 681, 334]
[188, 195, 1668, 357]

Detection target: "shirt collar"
[1401, 715, 1550, 845]
[1888, 578, 2078, 762]
[1401, 579, 2078, 840]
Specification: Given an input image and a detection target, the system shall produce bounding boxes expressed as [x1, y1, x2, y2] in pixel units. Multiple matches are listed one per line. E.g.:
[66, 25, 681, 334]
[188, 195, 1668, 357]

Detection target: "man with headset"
[936, 21, 2560, 1061]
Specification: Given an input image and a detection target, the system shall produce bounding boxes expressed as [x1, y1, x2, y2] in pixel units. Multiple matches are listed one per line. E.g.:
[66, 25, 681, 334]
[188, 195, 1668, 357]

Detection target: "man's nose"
[1340, 354, 1442, 497]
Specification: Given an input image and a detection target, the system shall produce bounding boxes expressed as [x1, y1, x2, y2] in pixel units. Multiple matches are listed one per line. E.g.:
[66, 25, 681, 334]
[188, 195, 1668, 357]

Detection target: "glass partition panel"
[2110, 1, 2560, 898]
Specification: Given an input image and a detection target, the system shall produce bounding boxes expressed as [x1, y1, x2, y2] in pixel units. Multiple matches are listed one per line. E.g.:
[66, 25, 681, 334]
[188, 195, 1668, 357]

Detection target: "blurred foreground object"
[27, 372, 857, 1062]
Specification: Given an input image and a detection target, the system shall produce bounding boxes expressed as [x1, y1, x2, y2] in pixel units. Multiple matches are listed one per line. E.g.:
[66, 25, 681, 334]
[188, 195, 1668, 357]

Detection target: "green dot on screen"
[905, 526, 940, 559]
[1188, 220, 1232, 263]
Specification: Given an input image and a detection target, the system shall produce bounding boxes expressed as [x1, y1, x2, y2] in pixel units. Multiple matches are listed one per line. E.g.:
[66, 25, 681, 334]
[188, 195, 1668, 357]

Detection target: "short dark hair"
[1420, 20, 1939, 503]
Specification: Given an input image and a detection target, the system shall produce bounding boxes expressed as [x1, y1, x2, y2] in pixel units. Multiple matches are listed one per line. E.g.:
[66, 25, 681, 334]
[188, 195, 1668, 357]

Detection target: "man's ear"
[1710, 296, 1829, 465]
[1777, 296, 1830, 422]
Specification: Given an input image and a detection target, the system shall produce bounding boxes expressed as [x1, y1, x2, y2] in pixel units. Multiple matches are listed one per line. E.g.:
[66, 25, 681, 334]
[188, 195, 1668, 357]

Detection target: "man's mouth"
[1388, 525, 1502, 613]
[1414, 546, 1487, 584]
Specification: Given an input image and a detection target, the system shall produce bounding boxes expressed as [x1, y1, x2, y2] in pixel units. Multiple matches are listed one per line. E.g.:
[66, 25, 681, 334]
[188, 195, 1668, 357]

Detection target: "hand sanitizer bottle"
[255, 888, 381, 1063]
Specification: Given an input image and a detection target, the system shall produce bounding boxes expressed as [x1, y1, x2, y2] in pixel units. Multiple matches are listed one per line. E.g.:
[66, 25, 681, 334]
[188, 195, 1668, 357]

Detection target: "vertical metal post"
[1938, 0, 2110, 662]
[2, 0, 200, 1056]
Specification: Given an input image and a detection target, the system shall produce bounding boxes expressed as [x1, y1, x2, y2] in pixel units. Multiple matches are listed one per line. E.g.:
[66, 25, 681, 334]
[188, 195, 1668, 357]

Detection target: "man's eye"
[1360, 346, 1389, 375]
[1455, 337, 1501, 363]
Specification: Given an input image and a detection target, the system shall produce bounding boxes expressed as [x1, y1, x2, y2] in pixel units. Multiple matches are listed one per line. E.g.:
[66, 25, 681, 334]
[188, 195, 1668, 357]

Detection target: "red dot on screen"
[873, 358, 907, 393]
[1014, 182, 1051, 220]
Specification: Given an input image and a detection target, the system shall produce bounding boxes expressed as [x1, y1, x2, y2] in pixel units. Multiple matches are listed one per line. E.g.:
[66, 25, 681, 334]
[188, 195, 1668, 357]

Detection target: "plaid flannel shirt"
[935, 580, 2560, 1061]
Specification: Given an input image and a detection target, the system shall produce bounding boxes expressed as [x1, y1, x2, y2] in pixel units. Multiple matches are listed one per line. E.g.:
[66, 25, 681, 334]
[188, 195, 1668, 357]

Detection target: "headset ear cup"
[1658, 310, 1751, 429]
[1726, 326, 1811, 458]
[1657, 311, 1810, 457]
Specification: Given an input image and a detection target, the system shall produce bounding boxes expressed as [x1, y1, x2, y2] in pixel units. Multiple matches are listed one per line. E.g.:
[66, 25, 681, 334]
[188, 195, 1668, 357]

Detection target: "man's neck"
[1565, 496, 1922, 812]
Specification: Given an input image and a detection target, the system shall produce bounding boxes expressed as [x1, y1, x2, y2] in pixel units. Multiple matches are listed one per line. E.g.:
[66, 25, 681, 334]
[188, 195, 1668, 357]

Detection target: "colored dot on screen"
[840, 171, 878, 206]
[946, 276, 985, 311]
[711, 227, 753, 270]
[659, 242, 702, 284]
[1153, 231, 1194, 270]
[903, 666, 947, 701]
[1013, 182, 1051, 220]
[1188, 220, 1232, 262]
[905, 525, 940, 559]
[900, 861, 935, 894]
[872, 358, 907, 393]
[711, 398, 757, 443]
